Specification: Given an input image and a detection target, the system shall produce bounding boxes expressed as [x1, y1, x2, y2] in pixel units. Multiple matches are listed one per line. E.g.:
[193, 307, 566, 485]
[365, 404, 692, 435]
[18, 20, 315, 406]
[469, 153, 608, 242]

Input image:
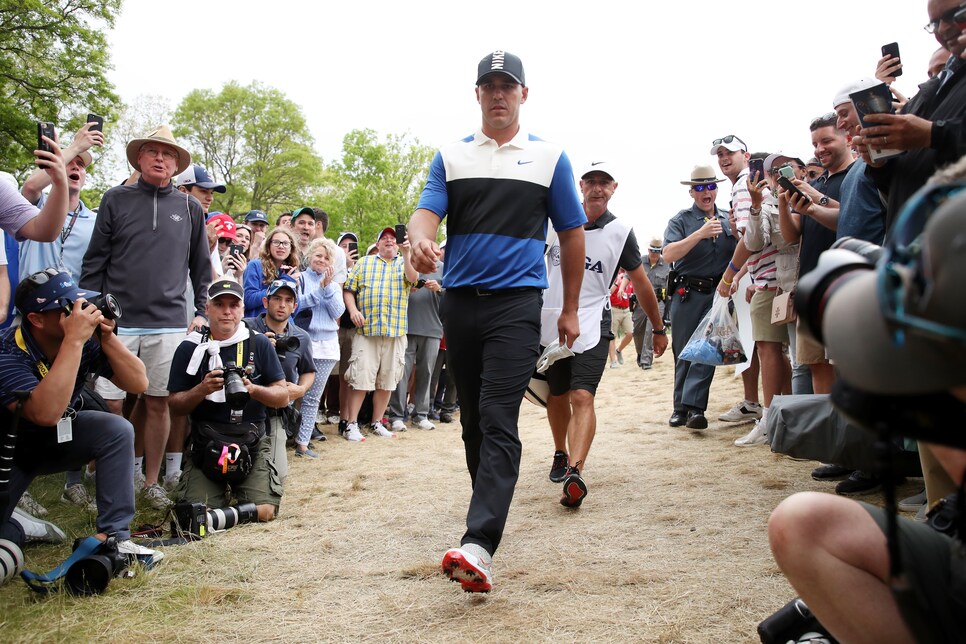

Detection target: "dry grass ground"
[0, 355, 922, 642]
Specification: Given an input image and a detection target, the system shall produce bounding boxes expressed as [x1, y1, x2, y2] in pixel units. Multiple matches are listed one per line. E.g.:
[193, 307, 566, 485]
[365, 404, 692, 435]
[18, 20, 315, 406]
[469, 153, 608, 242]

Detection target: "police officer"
[168, 280, 288, 521]
[662, 165, 738, 429]
[243, 278, 315, 477]
[633, 237, 671, 370]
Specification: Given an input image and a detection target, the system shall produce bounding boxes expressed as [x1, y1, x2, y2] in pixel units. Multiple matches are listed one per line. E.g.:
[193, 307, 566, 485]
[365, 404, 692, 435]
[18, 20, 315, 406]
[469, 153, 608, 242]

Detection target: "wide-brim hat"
[126, 125, 191, 175]
[647, 237, 663, 252]
[680, 164, 725, 186]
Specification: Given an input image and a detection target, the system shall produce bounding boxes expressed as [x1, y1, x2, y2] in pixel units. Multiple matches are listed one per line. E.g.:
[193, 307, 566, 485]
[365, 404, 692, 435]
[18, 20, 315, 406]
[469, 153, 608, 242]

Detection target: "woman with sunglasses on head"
[242, 226, 301, 318]
[661, 164, 738, 431]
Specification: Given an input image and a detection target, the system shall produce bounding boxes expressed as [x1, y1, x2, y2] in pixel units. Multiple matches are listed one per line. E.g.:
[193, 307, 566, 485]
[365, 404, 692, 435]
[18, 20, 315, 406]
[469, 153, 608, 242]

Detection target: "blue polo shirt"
[416, 128, 585, 289]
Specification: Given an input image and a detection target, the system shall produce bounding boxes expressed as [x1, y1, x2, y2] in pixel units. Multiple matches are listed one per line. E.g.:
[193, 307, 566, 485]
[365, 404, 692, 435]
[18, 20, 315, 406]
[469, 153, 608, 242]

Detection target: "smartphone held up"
[36, 122, 56, 153]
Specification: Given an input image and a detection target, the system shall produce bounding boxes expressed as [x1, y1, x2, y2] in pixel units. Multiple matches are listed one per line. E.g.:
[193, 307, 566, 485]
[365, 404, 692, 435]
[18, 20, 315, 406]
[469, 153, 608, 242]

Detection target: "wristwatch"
[653, 328, 667, 336]
[818, 196, 829, 206]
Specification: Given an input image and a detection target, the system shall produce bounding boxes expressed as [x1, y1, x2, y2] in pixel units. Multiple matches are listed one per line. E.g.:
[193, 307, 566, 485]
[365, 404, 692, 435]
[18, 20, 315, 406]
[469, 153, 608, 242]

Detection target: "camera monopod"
[0, 391, 31, 511]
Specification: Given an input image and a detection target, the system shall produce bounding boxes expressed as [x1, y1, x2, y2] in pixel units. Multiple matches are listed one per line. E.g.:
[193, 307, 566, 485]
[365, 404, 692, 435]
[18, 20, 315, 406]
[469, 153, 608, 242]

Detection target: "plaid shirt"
[344, 253, 413, 337]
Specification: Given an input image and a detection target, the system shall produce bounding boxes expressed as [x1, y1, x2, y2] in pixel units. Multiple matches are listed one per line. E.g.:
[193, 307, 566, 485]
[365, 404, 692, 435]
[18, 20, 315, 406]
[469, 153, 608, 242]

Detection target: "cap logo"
[221, 282, 232, 288]
[35, 297, 47, 304]
[490, 50, 506, 71]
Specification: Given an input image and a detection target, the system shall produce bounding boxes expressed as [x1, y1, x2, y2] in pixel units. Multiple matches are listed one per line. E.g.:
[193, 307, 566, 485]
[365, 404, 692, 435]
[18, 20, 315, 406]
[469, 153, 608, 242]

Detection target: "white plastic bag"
[679, 293, 748, 366]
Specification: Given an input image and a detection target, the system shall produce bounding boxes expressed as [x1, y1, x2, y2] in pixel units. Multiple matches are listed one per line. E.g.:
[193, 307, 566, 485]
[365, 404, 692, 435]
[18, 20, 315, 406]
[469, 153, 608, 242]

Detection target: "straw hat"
[680, 164, 725, 186]
[126, 125, 191, 175]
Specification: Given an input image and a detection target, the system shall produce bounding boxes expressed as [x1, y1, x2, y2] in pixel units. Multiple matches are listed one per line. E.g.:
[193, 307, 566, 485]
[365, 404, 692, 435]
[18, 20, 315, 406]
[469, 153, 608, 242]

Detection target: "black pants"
[441, 289, 541, 555]
[670, 288, 716, 412]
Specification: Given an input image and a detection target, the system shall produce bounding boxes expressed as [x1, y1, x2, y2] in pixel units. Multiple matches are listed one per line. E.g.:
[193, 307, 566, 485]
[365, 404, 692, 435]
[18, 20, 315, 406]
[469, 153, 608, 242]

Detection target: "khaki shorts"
[796, 318, 829, 365]
[173, 433, 282, 509]
[338, 326, 355, 378]
[750, 289, 789, 344]
[96, 332, 184, 399]
[611, 306, 633, 338]
[346, 334, 406, 391]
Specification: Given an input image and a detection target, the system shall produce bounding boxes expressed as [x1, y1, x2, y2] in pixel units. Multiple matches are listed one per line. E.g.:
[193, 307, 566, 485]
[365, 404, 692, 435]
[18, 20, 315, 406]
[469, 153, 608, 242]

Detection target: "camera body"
[274, 334, 300, 358]
[64, 293, 122, 321]
[221, 361, 251, 410]
[64, 535, 129, 596]
[172, 501, 258, 540]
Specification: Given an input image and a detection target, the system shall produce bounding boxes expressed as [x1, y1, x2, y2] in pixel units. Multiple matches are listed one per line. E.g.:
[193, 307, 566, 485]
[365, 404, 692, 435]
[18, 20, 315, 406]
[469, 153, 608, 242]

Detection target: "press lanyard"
[15, 327, 49, 378]
[59, 203, 82, 264]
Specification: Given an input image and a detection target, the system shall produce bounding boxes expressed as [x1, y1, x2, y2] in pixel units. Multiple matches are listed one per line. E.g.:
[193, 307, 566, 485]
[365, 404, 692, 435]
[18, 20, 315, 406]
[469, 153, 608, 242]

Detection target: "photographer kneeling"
[0, 270, 161, 562]
[168, 280, 288, 522]
[768, 183, 966, 642]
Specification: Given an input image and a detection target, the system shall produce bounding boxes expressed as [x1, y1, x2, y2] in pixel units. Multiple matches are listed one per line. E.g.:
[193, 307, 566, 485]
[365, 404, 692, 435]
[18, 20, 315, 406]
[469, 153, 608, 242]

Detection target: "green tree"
[172, 81, 322, 217]
[322, 129, 435, 245]
[0, 0, 122, 175]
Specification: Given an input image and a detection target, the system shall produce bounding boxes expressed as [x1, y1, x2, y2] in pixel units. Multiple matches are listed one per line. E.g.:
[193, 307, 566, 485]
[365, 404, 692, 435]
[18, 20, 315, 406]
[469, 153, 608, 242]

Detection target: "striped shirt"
[344, 253, 413, 337]
[0, 324, 109, 416]
[731, 168, 752, 233]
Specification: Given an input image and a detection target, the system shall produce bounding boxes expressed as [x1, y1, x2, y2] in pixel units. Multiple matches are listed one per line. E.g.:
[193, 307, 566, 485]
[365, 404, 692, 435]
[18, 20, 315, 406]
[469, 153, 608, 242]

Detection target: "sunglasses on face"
[26, 267, 62, 286]
[692, 183, 718, 192]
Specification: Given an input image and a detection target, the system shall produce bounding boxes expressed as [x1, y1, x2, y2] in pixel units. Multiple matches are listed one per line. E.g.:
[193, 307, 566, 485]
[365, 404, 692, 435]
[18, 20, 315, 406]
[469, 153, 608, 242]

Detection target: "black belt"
[674, 275, 721, 294]
[448, 286, 540, 297]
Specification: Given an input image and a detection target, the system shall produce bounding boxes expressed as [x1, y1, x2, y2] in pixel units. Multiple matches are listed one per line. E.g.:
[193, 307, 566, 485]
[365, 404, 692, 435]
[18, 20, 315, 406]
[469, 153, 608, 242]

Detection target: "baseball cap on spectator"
[764, 152, 806, 173]
[337, 232, 358, 245]
[833, 78, 880, 108]
[709, 135, 748, 155]
[63, 146, 93, 168]
[806, 157, 823, 169]
[580, 161, 618, 183]
[244, 210, 269, 225]
[208, 213, 237, 241]
[266, 277, 298, 299]
[208, 279, 243, 300]
[377, 226, 396, 243]
[126, 124, 191, 174]
[477, 50, 525, 86]
[175, 164, 226, 192]
[15, 269, 100, 314]
[291, 206, 316, 222]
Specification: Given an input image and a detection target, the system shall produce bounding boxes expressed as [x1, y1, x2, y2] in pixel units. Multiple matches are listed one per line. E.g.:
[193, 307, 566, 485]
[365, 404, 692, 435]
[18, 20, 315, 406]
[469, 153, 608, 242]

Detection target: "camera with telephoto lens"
[64, 293, 123, 321]
[795, 237, 882, 345]
[221, 361, 251, 410]
[63, 535, 129, 596]
[0, 539, 24, 587]
[274, 334, 300, 358]
[172, 501, 258, 540]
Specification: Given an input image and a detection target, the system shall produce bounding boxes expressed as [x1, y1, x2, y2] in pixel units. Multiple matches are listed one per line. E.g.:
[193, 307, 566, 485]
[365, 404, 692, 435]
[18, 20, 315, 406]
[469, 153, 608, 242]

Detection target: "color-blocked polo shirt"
[417, 128, 585, 290]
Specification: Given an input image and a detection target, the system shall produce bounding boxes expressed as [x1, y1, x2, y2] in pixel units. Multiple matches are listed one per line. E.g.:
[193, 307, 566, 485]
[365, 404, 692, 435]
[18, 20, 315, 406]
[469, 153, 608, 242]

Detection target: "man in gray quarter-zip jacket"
[80, 125, 210, 511]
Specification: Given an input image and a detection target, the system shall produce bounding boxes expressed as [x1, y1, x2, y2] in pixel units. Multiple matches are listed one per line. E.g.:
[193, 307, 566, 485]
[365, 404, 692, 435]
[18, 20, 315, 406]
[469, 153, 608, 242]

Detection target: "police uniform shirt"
[168, 332, 285, 425]
[644, 256, 670, 290]
[243, 315, 315, 385]
[664, 205, 737, 278]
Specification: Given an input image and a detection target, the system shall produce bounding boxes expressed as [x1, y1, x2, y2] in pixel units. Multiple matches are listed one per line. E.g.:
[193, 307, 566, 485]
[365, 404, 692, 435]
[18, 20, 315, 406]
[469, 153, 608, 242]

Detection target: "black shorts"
[861, 502, 966, 641]
[544, 335, 610, 396]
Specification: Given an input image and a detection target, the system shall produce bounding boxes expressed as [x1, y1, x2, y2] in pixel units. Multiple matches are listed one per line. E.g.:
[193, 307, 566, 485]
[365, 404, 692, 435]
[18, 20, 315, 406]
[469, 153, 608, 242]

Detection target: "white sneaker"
[609, 361, 619, 369]
[344, 422, 366, 442]
[116, 539, 164, 566]
[734, 420, 769, 447]
[390, 419, 407, 432]
[326, 415, 341, 425]
[11, 508, 66, 543]
[61, 483, 97, 512]
[369, 421, 395, 438]
[162, 473, 181, 491]
[143, 483, 172, 510]
[16, 490, 48, 517]
[134, 466, 146, 489]
[416, 418, 435, 430]
[719, 400, 762, 423]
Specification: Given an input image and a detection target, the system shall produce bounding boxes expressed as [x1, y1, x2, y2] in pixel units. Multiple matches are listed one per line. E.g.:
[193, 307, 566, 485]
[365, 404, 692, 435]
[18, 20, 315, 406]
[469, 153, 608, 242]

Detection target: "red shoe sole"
[442, 550, 492, 593]
[561, 476, 587, 508]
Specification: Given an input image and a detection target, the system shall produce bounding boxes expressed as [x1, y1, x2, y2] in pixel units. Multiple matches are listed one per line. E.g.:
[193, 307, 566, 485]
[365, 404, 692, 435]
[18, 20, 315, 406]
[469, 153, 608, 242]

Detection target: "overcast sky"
[107, 0, 940, 240]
